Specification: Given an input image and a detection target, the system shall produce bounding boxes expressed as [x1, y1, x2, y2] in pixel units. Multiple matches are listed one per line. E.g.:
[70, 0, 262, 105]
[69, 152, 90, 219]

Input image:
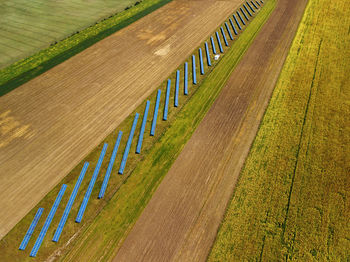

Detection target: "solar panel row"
[225, 22, 234, 40]
[19, 208, 44, 250]
[150, 90, 161, 136]
[136, 102, 150, 153]
[30, 184, 67, 257]
[192, 55, 197, 85]
[53, 163, 89, 242]
[205, 42, 211, 66]
[184, 63, 188, 95]
[119, 114, 139, 174]
[98, 131, 123, 198]
[76, 143, 108, 223]
[174, 70, 180, 107]
[199, 48, 204, 75]
[215, 31, 224, 53]
[210, 36, 217, 55]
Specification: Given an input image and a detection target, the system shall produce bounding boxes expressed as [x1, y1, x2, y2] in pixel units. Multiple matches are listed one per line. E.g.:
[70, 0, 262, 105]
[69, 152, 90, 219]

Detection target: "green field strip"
[0, 31, 45, 49]
[0, 26, 49, 45]
[208, 0, 350, 261]
[1, 18, 72, 37]
[0, 22, 62, 40]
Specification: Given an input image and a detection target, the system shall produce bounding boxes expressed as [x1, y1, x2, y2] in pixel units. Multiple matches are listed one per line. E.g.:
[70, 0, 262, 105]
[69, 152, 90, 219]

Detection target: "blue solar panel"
[76, 144, 108, 223]
[225, 22, 234, 40]
[247, 2, 256, 12]
[198, 48, 204, 75]
[19, 207, 44, 250]
[247, 1, 255, 13]
[244, 4, 253, 17]
[215, 31, 224, 53]
[98, 131, 123, 198]
[30, 184, 66, 257]
[251, 1, 259, 9]
[220, 27, 229, 46]
[184, 62, 188, 95]
[52, 163, 88, 242]
[192, 55, 197, 85]
[256, 1, 261, 7]
[205, 42, 211, 66]
[174, 70, 180, 107]
[210, 36, 217, 55]
[118, 114, 139, 174]
[233, 14, 242, 30]
[163, 81, 171, 120]
[241, 7, 250, 21]
[136, 102, 150, 153]
[237, 11, 246, 26]
[229, 18, 238, 35]
[150, 90, 161, 136]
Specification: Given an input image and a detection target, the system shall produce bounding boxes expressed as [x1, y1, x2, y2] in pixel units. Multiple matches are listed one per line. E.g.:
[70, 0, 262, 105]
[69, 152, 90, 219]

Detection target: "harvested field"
[113, 0, 310, 261]
[0, 0, 242, 239]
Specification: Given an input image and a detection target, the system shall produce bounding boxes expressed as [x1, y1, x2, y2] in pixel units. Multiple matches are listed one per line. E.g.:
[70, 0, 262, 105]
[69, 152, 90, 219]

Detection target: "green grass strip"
[0, 0, 172, 97]
[208, 0, 350, 260]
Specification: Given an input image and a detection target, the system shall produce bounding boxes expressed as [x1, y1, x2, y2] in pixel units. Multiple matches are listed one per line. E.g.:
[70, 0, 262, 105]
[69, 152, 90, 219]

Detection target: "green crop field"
[0, 2, 274, 261]
[208, 0, 350, 261]
[0, 0, 142, 69]
[0, 0, 171, 96]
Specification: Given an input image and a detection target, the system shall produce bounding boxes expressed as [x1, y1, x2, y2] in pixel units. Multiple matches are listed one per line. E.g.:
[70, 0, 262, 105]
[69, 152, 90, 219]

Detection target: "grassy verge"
[0, 1, 274, 261]
[208, 0, 350, 261]
[0, 0, 172, 97]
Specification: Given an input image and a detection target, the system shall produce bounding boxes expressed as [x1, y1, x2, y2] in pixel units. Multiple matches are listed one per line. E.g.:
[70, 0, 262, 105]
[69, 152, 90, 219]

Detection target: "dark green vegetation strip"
[0, 0, 171, 97]
[0, 2, 273, 262]
[208, 0, 350, 261]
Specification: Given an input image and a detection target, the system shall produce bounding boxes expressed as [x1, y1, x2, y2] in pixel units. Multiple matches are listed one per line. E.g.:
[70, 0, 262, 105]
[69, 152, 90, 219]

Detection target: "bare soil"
[113, 0, 309, 261]
[0, 0, 242, 239]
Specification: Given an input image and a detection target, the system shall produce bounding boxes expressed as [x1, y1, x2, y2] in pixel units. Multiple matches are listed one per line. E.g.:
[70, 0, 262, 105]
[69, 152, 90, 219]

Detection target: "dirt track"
[0, 0, 242, 239]
[113, 0, 309, 261]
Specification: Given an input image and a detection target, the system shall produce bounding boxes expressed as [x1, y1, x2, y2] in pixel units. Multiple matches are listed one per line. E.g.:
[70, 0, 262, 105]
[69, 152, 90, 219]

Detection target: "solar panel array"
[19, 0, 264, 256]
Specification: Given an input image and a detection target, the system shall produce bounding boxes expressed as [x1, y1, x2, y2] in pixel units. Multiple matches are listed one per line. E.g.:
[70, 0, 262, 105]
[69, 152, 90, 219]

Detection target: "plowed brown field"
[113, 0, 309, 261]
[0, 0, 242, 239]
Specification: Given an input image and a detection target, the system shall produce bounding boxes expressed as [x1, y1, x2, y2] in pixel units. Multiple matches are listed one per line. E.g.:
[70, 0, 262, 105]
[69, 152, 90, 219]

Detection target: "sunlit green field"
[208, 0, 350, 260]
[0, 0, 140, 68]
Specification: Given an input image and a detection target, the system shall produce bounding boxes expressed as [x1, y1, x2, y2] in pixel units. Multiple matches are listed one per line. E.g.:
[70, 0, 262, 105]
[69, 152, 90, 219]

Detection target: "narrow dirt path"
[113, 0, 309, 261]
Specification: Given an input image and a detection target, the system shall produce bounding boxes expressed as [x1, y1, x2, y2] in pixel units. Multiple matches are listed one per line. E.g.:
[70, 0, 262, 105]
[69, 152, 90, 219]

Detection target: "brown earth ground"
[113, 0, 309, 261]
[0, 0, 243, 239]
